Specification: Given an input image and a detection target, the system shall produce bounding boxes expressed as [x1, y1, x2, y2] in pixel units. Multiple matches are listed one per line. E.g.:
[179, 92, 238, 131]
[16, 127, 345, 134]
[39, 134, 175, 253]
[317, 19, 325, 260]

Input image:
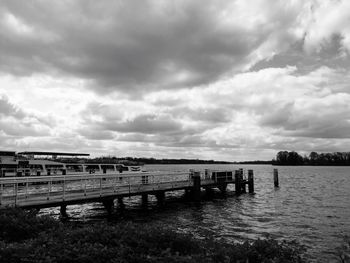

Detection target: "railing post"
[47, 179, 51, 200]
[84, 178, 87, 196]
[15, 181, 18, 206]
[63, 176, 66, 201]
[99, 177, 102, 197]
[25, 178, 28, 199]
[0, 180, 3, 205]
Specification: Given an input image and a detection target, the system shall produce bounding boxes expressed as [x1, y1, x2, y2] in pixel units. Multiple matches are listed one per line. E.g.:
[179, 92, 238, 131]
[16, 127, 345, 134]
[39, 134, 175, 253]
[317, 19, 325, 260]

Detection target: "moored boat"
[0, 151, 144, 177]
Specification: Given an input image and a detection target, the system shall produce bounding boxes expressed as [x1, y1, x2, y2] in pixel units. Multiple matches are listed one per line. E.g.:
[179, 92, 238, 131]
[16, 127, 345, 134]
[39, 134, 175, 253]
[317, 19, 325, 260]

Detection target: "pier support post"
[141, 194, 148, 207]
[156, 191, 165, 206]
[218, 183, 227, 195]
[60, 204, 68, 218]
[102, 199, 114, 215]
[248, 170, 254, 193]
[192, 172, 201, 202]
[205, 187, 214, 198]
[184, 189, 191, 200]
[117, 197, 125, 210]
[273, 169, 279, 187]
[235, 170, 242, 195]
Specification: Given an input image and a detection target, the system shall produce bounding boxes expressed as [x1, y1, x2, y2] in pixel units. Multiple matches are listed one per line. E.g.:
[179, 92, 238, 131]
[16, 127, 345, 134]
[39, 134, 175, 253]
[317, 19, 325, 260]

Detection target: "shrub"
[0, 208, 60, 242]
[0, 208, 307, 263]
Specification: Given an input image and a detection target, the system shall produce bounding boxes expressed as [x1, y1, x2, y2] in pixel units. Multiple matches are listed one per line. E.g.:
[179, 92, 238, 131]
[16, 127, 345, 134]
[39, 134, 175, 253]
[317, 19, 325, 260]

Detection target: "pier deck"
[0, 169, 254, 213]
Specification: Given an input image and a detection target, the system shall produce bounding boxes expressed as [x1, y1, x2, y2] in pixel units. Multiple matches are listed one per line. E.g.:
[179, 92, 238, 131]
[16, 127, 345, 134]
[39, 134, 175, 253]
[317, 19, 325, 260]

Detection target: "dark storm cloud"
[252, 36, 350, 75]
[0, 0, 286, 94]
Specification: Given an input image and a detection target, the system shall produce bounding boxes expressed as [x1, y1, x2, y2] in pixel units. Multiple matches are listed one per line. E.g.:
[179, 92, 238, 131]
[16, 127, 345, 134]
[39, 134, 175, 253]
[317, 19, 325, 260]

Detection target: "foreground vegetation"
[0, 208, 308, 263]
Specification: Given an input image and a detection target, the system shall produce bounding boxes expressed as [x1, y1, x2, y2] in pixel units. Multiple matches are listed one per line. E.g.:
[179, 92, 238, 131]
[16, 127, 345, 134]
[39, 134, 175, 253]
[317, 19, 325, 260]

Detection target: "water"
[41, 164, 350, 262]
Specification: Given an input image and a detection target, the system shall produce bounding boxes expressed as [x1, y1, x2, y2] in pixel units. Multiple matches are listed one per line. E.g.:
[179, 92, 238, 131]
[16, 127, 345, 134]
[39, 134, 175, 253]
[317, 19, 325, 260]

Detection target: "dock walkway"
[0, 169, 254, 214]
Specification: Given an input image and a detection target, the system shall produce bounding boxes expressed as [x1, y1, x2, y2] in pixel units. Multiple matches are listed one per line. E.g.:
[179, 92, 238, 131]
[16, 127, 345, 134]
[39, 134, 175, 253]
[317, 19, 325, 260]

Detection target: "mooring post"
[102, 199, 114, 215]
[142, 193, 148, 207]
[192, 171, 201, 202]
[156, 191, 165, 206]
[60, 204, 68, 217]
[117, 197, 125, 210]
[273, 169, 279, 187]
[248, 170, 254, 193]
[235, 170, 242, 195]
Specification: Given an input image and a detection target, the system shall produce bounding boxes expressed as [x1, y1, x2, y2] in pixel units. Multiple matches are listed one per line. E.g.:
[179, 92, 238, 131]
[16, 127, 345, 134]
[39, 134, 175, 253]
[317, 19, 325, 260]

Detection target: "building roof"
[18, 151, 90, 156]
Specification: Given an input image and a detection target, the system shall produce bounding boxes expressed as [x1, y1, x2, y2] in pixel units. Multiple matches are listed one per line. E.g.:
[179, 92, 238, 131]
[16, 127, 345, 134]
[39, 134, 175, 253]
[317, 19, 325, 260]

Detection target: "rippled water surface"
[41, 165, 350, 262]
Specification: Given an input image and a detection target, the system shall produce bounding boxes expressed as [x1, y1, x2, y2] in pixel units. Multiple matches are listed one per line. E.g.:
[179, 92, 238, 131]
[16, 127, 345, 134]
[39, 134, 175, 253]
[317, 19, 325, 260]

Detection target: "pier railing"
[0, 169, 250, 210]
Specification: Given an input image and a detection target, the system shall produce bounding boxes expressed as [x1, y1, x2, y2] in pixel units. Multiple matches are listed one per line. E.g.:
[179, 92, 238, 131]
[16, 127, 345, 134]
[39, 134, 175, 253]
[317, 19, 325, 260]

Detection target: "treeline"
[273, 151, 350, 166]
[59, 156, 233, 165]
[236, 160, 273, 165]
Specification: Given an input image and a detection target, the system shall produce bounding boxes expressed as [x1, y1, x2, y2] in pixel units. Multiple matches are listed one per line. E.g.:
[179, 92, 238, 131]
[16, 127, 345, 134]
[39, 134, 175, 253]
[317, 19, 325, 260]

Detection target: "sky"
[0, 0, 350, 161]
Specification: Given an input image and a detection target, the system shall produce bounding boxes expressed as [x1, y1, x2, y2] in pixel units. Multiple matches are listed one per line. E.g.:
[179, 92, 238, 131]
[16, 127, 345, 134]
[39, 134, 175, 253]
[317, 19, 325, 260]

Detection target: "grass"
[0, 208, 308, 263]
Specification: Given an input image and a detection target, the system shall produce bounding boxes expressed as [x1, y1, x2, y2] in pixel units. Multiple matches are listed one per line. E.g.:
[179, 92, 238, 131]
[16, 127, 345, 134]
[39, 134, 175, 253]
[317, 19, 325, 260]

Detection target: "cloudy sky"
[1, 0, 350, 161]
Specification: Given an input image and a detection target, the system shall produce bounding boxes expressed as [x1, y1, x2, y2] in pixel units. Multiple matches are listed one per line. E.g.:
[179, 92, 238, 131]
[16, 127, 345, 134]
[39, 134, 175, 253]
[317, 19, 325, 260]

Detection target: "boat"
[0, 151, 144, 177]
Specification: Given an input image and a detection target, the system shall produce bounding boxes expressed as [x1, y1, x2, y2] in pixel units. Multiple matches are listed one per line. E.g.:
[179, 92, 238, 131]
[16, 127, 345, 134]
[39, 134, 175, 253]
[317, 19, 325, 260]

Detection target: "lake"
[41, 164, 350, 262]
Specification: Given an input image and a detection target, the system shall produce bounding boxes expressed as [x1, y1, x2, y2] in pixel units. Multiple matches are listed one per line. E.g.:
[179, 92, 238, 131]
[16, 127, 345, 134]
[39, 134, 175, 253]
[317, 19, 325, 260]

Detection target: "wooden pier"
[0, 169, 254, 215]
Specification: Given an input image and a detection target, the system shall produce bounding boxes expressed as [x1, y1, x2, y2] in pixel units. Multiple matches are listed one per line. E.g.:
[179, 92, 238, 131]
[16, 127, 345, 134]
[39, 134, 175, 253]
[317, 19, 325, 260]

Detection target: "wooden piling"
[273, 169, 279, 187]
[117, 197, 125, 210]
[102, 199, 114, 215]
[155, 191, 165, 206]
[248, 170, 254, 193]
[235, 170, 242, 195]
[141, 194, 148, 206]
[60, 204, 68, 217]
[205, 187, 214, 198]
[218, 183, 227, 194]
[192, 172, 201, 202]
